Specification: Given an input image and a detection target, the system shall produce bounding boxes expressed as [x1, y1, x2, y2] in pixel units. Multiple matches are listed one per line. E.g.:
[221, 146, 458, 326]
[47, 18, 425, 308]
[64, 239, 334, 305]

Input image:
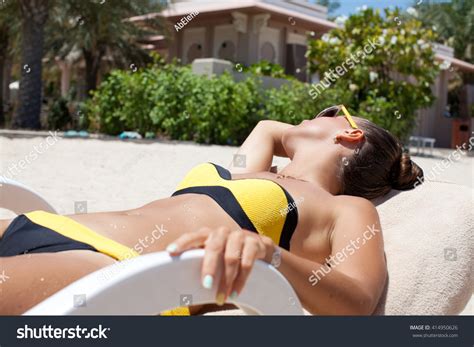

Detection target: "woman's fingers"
[166, 226, 270, 306]
[216, 229, 245, 304]
[201, 227, 229, 291]
[166, 227, 211, 255]
[232, 238, 266, 296]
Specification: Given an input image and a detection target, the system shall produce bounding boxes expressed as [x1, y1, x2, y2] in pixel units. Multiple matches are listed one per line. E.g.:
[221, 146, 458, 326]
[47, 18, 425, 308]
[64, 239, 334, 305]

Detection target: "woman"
[0, 105, 423, 315]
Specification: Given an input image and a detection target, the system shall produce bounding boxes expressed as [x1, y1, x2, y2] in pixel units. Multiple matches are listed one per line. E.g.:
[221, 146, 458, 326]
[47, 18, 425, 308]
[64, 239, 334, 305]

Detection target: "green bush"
[47, 97, 71, 130]
[75, 103, 90, 130]
[239, 60, 294, 80]
[87, 69, 158, 134]
[263, 80, 353, 123]
[87, 65, 265, 144]
[86, 63, 349, 144]
[179, 72, 264, 144]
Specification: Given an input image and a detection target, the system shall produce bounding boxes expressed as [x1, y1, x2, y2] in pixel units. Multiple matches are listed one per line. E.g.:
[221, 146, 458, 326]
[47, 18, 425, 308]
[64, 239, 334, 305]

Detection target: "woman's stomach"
[67, 194, 242, 256]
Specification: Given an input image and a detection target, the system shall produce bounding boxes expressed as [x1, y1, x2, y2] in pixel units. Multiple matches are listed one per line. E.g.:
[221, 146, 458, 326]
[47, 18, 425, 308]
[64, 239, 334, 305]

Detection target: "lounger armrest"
[24, 249, 304, 315]
[0, 177, 56, 214]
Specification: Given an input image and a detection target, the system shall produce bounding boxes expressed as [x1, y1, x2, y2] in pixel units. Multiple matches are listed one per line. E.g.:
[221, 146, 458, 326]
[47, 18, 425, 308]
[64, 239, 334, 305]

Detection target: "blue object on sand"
[119, 131, 142, 139]
[64, 130, 89, 138]
[64, 130, 79, 138]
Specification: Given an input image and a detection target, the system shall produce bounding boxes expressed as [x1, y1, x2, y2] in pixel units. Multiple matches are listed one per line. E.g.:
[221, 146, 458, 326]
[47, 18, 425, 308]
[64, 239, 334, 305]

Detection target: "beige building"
[131, 0, 336, 81]
[414, 44, 474, 148]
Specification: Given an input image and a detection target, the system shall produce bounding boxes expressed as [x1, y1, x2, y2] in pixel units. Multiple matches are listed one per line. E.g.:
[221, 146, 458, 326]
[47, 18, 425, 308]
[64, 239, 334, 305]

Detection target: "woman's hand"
[166, 226, 275, 306]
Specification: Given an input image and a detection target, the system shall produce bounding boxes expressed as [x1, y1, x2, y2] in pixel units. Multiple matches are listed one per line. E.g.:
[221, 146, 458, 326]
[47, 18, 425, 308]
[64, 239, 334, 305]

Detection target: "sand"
[0, 135, 245, 217]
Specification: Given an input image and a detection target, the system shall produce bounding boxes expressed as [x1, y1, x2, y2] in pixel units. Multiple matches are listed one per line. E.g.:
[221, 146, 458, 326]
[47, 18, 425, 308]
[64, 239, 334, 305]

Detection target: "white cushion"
[372, 181, 473, 315]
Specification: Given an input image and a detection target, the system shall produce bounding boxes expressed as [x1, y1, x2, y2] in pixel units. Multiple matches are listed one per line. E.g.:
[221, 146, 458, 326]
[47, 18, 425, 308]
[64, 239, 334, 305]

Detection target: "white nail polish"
[166, 243, 178, 253]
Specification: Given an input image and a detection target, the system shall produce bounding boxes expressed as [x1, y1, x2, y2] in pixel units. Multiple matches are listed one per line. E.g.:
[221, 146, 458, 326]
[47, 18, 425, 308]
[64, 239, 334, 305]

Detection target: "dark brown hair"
[340, 118, 423, 199]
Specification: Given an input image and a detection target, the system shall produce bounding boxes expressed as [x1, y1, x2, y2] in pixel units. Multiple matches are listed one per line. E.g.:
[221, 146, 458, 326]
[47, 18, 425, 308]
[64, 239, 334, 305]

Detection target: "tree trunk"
[3, 57, 12, 111]
[57, 59, 72, 97]
[0, 56, 5, 127]
[83, 47, 104, 97]
[0, 25, 8, 127]
[13, 0, 49, 129]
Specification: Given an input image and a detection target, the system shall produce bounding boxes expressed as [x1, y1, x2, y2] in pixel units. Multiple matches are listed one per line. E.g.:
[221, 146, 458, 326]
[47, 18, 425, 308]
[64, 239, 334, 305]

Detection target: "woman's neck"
[278, 151, 342, 195]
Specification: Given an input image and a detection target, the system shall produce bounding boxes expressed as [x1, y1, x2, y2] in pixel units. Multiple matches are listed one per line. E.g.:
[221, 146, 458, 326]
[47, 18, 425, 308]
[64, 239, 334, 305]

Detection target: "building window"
[187, 43, 203, 63]
[260, 42, 275, 63]
[218, 40, 236, 61]
[285, 44, 307, 82]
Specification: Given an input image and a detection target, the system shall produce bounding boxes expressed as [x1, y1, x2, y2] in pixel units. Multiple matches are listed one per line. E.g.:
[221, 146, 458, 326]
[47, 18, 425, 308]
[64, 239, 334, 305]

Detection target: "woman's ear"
[337, 129, 365, 143]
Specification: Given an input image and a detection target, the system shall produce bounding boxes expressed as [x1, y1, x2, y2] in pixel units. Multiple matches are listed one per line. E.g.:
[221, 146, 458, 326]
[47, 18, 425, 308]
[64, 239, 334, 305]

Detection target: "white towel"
[372, 181, 473, 315]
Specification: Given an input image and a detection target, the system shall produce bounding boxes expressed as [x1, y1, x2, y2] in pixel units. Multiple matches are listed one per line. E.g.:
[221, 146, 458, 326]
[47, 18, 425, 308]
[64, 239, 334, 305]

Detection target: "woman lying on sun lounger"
[0, 105, 423, 315]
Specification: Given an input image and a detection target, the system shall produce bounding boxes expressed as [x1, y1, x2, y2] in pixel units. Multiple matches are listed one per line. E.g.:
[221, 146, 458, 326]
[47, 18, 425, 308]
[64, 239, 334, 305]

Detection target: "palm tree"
[0, 1, 20, 127]
[13, 0, 50, 129]
[0, 21, 9, 126]
[315, 0, 341, 15]
[417, 0, 473, 76]
[417, 0, 473, 118]
[47, 0, 162, 97]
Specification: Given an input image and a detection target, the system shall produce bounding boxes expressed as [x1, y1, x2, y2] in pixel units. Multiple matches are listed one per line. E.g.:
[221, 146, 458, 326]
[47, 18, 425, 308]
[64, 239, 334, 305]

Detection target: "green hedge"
[86, 64, 340, 145]
[239, 60, 295, 80]
[85, 63, 404, 145]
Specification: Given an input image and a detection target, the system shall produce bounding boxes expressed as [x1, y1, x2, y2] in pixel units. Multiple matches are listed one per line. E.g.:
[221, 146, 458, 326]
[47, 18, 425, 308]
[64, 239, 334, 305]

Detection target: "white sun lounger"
[25, 249, 303, 315]
[0, 177, 57, 214]
[0, 178, 304, 315]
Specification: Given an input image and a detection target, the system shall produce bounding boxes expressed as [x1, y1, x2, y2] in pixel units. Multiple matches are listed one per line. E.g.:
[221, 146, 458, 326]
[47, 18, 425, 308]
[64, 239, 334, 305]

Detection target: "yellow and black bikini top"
[171, 162, 298, 250]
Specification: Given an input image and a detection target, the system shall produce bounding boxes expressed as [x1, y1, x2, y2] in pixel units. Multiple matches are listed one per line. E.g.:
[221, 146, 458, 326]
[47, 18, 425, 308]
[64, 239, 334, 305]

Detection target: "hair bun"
[391, 151, 424, 190]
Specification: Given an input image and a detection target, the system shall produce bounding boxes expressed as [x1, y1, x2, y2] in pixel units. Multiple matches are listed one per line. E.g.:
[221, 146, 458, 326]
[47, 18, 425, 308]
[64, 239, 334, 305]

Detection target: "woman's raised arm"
[228, 120, 293, 174]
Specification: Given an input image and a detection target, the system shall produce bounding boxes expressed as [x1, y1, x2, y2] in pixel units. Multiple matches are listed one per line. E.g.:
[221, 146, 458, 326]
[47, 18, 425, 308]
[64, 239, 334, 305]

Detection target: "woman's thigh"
[0, 250, 115, 315]
[0, 219, 12, 238]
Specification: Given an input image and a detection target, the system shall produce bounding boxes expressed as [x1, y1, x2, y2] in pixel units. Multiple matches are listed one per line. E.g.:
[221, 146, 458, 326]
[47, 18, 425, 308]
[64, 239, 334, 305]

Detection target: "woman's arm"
[229, 120, 293, 174]
[166, 198, 386, 315]
[277, 198, 387, 315]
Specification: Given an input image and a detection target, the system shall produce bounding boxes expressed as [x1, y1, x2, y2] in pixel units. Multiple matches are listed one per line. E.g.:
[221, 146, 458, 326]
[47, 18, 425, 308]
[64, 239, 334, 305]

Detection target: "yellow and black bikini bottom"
[0, 210, 189, 316]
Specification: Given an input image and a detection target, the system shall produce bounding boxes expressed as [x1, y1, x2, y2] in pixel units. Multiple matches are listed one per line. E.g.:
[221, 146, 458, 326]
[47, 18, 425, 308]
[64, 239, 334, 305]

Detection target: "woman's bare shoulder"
[333, 195, 377, 214]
